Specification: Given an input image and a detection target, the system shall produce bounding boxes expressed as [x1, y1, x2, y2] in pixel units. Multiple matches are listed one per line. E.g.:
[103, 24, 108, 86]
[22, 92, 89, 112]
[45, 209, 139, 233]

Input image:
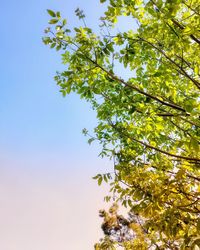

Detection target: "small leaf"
[63, 19, 67, 26]
[103, 174, 108, 183]
[56, 11, 61, 18]
[49, 19, 59, 24]
[50, 43, 56, 48]
[56, 44, 61, 51]
[93, 174, 101, 180]
[128, 199, 132, 207]
[47, 9, 56, 17]
[98, 176, 103, 186]
[88, 138, 95, 145]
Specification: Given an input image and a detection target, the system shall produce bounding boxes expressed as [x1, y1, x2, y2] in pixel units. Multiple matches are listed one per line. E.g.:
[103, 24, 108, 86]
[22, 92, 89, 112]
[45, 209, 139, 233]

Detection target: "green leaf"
[63, 19, 67, 26]
[93, 174, 101, 180]
[56, 44, 61, 51]
[98, 176, 103, 186]
[88, 138, 95, 145]
[128, 199, 132, 207]
[49, 19, 59, 24]
[56, 11, 61, 18]
[47, 9, 56, 17]
[50, 43, 56, 48]
[103, 174, 108, 183]
[190, 138, 199, 152]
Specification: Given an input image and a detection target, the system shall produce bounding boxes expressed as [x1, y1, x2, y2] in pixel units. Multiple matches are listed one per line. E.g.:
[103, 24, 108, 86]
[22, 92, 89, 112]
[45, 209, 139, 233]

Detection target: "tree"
[43, 1, 200, 249]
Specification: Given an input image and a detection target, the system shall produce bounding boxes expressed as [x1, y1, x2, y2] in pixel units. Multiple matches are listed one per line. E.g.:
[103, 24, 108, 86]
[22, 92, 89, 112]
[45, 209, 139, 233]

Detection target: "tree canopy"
[43, 0, 200, 249]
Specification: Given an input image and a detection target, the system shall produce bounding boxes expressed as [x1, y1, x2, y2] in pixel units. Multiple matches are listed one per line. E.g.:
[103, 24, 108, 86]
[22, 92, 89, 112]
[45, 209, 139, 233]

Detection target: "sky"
[0, 0, 113, 249]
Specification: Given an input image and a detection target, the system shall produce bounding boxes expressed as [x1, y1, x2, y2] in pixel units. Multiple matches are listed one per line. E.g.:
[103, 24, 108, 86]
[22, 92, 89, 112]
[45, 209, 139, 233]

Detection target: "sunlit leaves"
[43, 1, 200, 249]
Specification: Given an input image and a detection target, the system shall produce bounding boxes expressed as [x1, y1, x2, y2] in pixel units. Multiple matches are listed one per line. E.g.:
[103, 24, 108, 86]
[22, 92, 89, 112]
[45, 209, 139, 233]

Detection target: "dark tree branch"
[109, 121, 200, 163]
[138, 37, 200, 90]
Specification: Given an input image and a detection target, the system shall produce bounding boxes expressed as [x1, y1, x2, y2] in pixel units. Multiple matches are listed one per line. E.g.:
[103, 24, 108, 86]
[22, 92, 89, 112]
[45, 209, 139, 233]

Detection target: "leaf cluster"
[44, 1, 200, 249]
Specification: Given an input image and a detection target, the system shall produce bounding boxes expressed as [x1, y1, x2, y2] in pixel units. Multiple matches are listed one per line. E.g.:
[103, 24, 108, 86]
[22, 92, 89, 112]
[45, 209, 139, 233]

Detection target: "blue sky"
[0, 1, 135, 248]
[0, 0, 105, 161]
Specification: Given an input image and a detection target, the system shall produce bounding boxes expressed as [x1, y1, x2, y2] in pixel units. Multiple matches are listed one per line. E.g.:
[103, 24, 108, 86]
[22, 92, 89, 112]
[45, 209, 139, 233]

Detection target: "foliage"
[94, 203, 149, 249]
[43, 1, 200, 249]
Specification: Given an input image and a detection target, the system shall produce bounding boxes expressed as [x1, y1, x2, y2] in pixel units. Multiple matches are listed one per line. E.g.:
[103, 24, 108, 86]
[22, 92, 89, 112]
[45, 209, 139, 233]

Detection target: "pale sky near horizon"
[0, 0, 112, 249]
[0, 0, 134, 249]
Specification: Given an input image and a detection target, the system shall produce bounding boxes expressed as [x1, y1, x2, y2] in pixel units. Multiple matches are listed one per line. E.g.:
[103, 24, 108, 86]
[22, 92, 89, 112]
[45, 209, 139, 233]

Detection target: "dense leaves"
[44, 0, 200, 249]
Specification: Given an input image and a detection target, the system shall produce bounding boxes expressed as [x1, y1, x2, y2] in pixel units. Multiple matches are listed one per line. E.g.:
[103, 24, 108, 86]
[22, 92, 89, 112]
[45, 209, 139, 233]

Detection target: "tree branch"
[138, 37, 200, 90]
[109, 121, 200, 163]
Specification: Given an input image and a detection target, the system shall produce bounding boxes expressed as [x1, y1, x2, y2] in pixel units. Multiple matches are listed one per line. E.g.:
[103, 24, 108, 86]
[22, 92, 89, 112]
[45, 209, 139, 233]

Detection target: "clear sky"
[0, 0, 113, 249]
